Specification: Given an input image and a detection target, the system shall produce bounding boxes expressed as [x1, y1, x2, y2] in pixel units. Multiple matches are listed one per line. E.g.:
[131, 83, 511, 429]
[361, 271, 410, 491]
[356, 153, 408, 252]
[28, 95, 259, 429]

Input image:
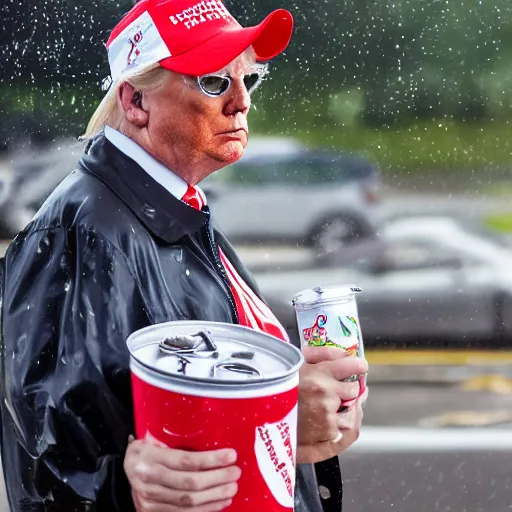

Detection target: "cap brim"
[159, 9, 294, 76]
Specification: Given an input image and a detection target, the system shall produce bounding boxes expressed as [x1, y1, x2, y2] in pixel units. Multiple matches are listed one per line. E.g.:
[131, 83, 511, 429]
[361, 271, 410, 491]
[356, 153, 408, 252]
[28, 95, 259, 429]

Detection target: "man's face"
[143, 50, 260, 182]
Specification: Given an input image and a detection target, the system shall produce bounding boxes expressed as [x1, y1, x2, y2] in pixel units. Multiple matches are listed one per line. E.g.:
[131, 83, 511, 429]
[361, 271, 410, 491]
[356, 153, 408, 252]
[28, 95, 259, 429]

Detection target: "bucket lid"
[292, 285, 362, 310]
[127, 320, 303, 385]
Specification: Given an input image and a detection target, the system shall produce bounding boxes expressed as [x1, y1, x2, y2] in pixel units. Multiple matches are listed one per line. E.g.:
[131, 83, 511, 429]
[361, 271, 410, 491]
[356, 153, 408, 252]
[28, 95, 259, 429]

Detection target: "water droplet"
[142, 204, 156, 219]
[72, 352, 84, 367]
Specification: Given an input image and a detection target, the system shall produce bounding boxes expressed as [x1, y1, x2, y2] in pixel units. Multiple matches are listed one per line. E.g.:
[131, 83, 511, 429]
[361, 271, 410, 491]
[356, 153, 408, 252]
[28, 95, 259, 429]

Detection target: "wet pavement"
[342, 450, 512, 512]
[340, 380, 512, 512]
[363, 381, 512, 428]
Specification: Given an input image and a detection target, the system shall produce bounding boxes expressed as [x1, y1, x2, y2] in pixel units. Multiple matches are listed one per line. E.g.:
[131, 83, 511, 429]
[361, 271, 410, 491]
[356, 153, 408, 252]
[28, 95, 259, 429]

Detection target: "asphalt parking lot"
[343, 448, 512, 512]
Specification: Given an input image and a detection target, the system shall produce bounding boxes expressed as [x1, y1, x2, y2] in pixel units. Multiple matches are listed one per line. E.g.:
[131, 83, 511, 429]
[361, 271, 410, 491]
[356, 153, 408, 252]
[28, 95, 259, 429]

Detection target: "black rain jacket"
[0, 133, 343, 511]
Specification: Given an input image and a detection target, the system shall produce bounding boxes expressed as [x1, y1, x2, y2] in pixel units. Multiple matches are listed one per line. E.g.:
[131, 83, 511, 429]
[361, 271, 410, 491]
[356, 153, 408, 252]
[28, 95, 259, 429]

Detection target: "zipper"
[202, 210, 239, 324]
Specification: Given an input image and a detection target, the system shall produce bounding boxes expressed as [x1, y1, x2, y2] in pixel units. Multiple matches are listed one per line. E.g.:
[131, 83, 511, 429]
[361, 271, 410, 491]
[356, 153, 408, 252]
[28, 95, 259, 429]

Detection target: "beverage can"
[126, 320, 304, 512]
[292, 286, 366, 386]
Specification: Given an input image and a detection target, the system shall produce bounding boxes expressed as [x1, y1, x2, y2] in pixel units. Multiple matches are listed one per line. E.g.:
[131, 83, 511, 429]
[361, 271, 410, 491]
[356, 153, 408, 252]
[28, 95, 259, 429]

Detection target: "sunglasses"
[196, 65, 269, 98]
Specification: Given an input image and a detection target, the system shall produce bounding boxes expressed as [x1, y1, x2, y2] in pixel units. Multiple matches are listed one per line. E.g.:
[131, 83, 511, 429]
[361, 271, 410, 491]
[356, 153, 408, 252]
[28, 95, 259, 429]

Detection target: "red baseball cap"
[106, 0, 294, 84]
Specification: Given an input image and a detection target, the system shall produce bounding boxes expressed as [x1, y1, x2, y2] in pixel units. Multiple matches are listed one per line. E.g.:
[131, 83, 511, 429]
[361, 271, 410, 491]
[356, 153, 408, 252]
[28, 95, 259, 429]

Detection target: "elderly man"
[0, 0, 368, 511]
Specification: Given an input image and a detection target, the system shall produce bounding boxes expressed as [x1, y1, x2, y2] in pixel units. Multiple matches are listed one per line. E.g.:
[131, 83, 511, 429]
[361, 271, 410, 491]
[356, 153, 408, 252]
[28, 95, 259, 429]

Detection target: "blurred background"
[2, 0, 512, 510]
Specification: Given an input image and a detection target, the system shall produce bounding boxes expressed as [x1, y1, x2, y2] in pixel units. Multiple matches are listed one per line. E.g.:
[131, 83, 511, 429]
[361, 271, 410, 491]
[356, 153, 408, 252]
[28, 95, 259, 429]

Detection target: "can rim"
[127, 320, 304, 386]
[292, 285, 362, 309]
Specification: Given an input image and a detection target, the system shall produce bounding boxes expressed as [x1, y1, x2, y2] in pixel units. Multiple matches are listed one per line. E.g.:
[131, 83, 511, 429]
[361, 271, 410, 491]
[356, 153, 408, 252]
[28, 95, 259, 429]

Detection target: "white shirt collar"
[104, 125, 188, 200]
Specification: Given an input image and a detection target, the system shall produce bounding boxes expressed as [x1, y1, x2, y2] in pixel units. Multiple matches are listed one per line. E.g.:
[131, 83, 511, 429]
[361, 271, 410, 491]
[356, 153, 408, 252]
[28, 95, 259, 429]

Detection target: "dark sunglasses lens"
[244, 73, 261, 93]
[200, 76, 230, 95]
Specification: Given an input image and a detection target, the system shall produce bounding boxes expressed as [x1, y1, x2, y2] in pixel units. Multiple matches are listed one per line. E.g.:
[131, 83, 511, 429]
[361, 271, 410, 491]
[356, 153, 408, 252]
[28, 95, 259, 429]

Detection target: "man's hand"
[296, 346, 368, 464]
[124, 435, 241, 512]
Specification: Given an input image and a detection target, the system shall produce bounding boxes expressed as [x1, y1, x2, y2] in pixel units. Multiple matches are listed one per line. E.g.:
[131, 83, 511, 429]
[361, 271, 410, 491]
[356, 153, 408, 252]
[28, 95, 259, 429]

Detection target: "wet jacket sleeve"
[0, 226, 150, 511]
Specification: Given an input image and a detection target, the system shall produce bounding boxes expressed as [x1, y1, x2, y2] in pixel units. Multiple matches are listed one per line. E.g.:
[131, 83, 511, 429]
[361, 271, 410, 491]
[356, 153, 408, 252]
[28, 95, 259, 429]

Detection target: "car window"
[224, 158, 364, 186]
[221, 160, 296, 185]
[279, 160, 339, 185]
[279, 156, 371, 185]
[375, 240, 464, 271]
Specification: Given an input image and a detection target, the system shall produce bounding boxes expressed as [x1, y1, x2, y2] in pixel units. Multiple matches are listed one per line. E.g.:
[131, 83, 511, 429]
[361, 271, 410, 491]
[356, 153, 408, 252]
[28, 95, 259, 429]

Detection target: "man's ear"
[118, 82, 149, 128]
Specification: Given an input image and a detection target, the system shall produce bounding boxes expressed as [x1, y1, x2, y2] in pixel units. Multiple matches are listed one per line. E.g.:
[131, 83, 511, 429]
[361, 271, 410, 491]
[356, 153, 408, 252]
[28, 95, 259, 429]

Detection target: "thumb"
[144, 431, 168, 448]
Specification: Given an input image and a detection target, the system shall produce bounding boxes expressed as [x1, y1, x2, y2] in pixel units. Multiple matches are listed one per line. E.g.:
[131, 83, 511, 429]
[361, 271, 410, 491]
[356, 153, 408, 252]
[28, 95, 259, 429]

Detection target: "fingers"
[163, 447, 238, 472]
[145, 431, 170, 448]
[184, 499, 234, 512]
[300, 355, 367, 384]
[331, 380, 361, 402]
[358, 386, 369, 409]
[141, 464, 242, 493]
[335, 388, 367, 454]
[337, 406, 356, 431]
[323, 357, 369, 382]
[298, 371, 361, 444]
[318, 414, 343, 443]
[302, 345, 351, 364]
[128, 441, 238, 472]
[125, 441, 241, 512]
[337, 386, 369, 424]
[296, 371, 369, 464]
[134, 491, 233, 512]
[133, 478, 238, 509]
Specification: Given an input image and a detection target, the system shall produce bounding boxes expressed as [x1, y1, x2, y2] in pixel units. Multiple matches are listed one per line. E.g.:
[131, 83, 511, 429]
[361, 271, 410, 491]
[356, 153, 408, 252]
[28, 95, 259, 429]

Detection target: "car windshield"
[218, 153, 375, 186]
[382, 216, 510, 248]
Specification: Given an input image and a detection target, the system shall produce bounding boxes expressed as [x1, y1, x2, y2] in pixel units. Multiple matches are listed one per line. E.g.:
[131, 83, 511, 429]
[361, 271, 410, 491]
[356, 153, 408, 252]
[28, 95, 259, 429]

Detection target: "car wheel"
[309, 215, 362, 253]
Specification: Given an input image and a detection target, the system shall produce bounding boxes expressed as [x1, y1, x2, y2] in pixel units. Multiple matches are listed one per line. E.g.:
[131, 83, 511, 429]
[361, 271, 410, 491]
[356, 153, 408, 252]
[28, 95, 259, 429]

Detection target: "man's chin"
[218, 140, 246, 164]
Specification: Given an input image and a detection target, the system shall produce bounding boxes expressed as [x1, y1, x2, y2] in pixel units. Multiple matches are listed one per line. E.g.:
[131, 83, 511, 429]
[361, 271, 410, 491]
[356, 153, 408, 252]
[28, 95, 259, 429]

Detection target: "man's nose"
[223, 77, 251, 116]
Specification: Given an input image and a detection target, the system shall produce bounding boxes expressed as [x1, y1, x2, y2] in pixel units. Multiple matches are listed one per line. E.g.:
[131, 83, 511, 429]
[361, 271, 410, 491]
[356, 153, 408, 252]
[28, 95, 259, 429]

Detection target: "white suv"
[203, 137, 381, 253]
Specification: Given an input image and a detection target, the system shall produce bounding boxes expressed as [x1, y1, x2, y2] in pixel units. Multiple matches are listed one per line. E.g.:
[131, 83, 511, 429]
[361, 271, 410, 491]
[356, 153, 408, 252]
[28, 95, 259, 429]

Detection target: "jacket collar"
[79, 133, 208, 243]
[104, 126, 189, 200]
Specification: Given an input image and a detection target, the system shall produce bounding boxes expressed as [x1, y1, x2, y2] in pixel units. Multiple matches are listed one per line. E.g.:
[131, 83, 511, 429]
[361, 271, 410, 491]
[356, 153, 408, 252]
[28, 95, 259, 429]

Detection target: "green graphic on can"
[302, 314, 362, 357]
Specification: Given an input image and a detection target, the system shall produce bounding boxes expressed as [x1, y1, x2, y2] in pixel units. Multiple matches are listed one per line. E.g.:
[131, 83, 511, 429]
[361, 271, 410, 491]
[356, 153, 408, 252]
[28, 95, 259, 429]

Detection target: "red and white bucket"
[127, 320, 304, 511]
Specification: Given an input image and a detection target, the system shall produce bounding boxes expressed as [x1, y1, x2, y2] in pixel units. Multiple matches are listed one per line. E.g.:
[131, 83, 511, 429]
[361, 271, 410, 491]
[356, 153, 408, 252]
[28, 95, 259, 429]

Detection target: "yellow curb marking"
[458, 374, 512, 393]
[366, 350, 512, 366]
[418, 409, 512, 428]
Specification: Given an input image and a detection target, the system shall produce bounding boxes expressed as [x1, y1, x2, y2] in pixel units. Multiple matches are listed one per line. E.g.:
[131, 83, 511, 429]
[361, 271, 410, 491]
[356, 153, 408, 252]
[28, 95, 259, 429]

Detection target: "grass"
[252, 117, 512, 175]
[484, 213, 512, 233]
[250, 84, 512, 174]
[3, 81, 512, 177]
[0, 83, 99, 114]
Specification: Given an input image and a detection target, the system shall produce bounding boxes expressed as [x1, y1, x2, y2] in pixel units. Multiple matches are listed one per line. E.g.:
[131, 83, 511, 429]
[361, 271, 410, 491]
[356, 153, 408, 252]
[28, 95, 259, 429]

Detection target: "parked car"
[0, 138, 85, 238]
[203, 137, 381, 253]
[251, 216, 512, 345]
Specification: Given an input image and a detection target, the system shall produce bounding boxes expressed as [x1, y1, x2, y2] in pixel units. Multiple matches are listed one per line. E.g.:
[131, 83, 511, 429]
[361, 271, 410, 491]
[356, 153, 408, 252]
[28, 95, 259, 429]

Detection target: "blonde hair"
[81, 64, 168, 140]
